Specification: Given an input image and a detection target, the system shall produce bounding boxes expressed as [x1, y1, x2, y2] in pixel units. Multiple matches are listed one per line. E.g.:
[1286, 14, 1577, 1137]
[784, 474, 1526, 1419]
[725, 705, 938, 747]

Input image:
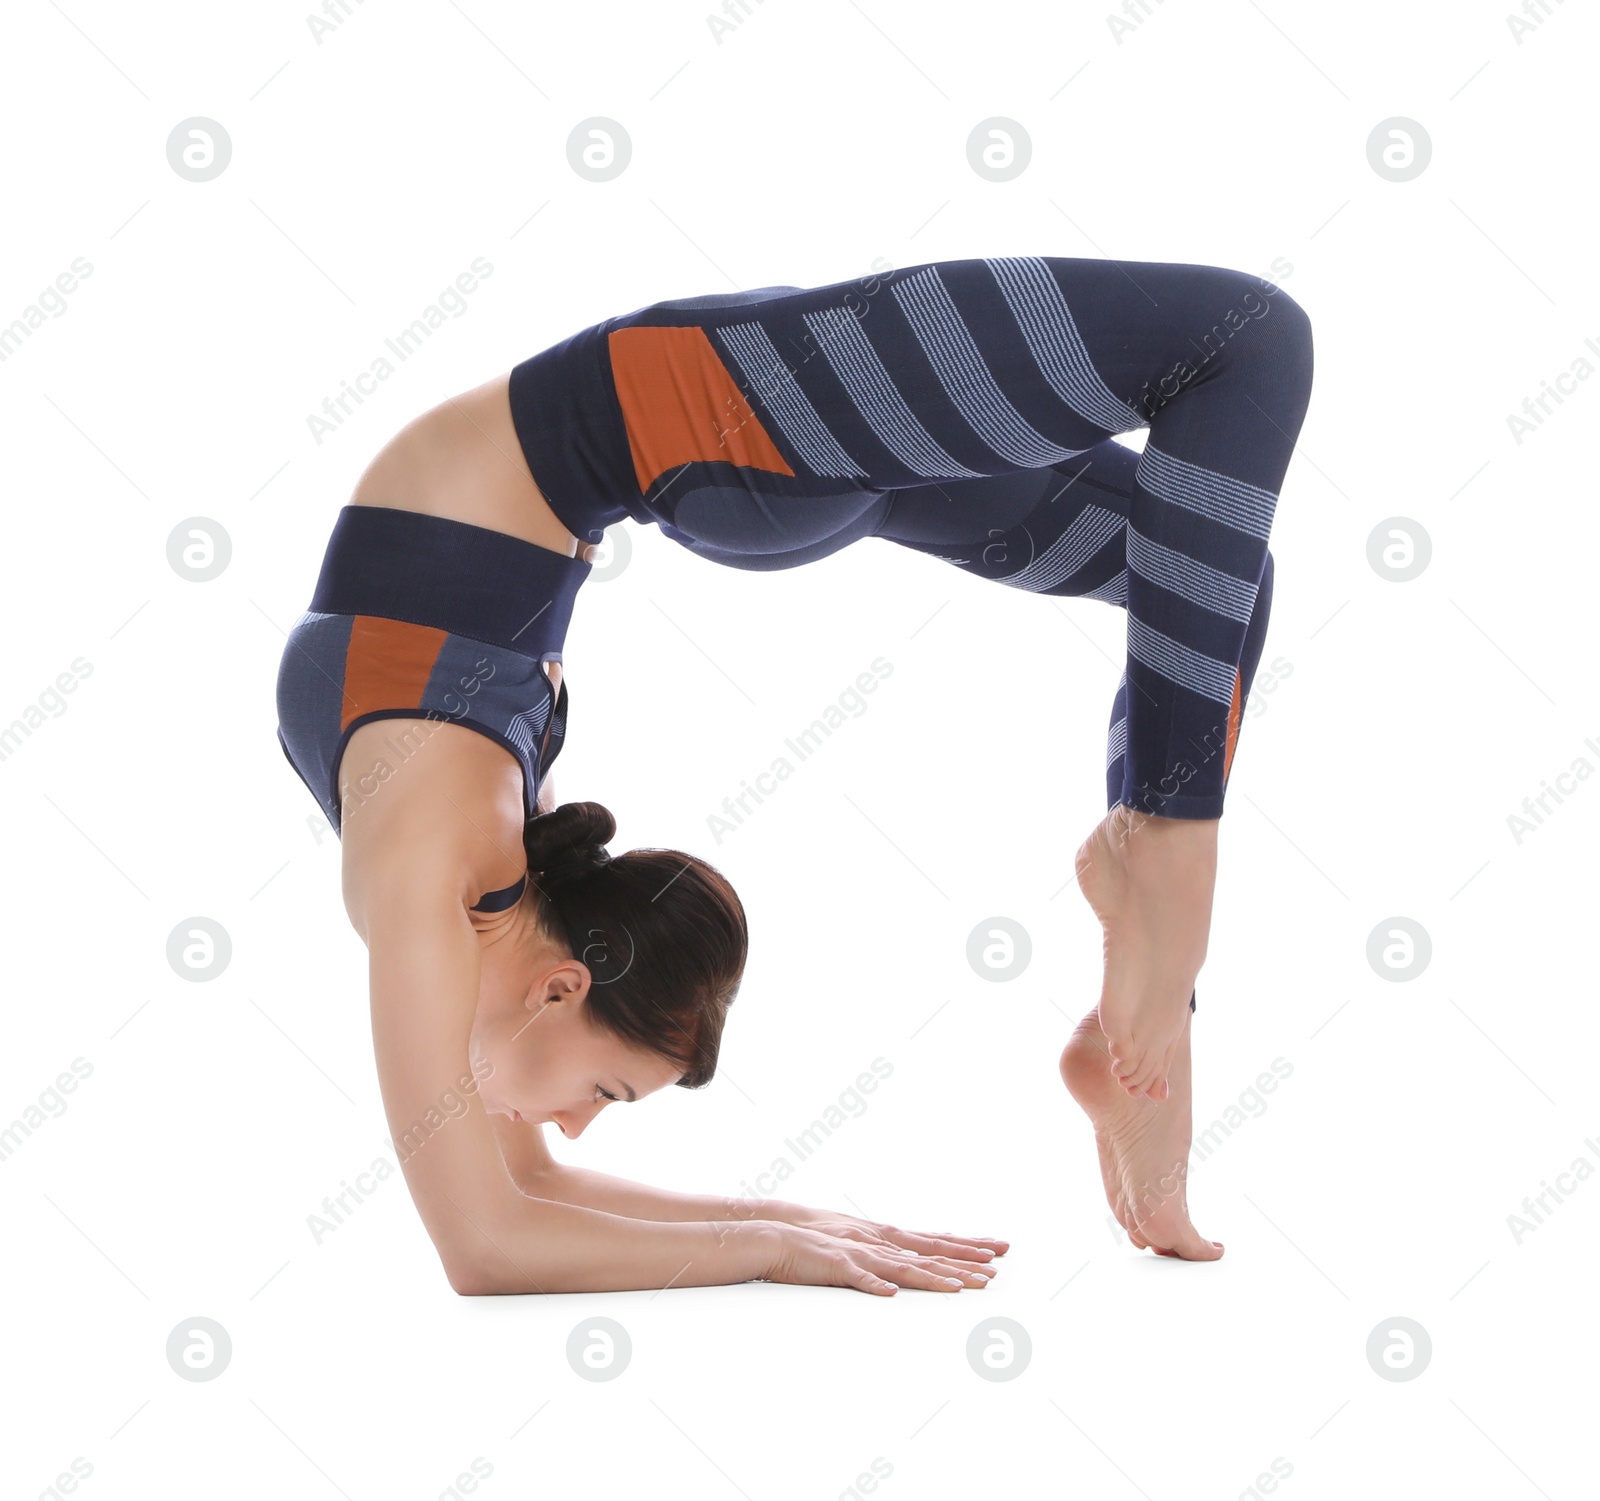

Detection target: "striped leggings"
[530, 255, 1316, 819]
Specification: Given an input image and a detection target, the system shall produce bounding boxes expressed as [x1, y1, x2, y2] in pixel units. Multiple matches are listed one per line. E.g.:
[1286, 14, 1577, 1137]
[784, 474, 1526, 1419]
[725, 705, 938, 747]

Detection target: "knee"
[1250, 280, 1314, 394]
[1187, 265, 1313, 385]
[1206, 260, 1311, 336]
[1264, 283, 1313, 362]
[1202, 273, 1314, 414]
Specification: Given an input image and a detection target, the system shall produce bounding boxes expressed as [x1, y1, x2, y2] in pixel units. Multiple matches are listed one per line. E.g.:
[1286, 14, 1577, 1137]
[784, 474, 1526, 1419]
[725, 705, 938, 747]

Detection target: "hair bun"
[524, 801, 619, 891]
[537, 843, 613, 887]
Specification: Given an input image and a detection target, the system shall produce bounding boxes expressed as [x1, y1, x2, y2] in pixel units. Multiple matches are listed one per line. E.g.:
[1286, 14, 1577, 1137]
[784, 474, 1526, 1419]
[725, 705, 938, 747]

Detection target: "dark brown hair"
[522, 801, 747, 1088]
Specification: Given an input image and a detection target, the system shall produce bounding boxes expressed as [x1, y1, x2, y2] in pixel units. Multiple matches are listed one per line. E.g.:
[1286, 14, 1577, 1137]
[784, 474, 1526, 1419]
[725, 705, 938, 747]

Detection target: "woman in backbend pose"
[276, 254, 1313, 1291]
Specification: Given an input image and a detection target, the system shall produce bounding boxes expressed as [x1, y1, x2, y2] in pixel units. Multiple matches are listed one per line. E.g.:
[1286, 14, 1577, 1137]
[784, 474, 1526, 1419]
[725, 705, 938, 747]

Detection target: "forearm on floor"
[514, 1161, 817, 1228]
[451, 1190, 779, 1295]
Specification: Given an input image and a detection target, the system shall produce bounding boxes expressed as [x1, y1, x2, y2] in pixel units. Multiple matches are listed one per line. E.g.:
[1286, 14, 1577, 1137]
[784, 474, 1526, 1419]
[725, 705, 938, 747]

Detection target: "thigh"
[608, 257, 1145, 498]
[870, 437, 1140, 600]
[597, 255, 1290, 568]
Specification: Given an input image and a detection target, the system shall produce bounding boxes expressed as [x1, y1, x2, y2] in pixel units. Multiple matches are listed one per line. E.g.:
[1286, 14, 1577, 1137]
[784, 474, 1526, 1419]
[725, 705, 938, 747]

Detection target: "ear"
[534, 961, 590, 1008]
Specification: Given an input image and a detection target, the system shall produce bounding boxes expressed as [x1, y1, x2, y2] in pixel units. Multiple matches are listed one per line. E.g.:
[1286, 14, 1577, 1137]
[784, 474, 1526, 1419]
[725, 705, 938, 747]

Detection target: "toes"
[1147, 1220, 1224, 1261]
[1116, 1050, 1161, 1098]
[1142, 1061, 1173, 1102]
[1153, 1032, 1189, 1100]
[1127, 1036, 1181, 1101]
[1105, 1039, 1141, 1085]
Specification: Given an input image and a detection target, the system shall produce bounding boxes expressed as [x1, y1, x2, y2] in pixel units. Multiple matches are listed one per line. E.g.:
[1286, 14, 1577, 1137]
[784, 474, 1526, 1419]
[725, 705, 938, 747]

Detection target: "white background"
[2, 1, 1596, 1497]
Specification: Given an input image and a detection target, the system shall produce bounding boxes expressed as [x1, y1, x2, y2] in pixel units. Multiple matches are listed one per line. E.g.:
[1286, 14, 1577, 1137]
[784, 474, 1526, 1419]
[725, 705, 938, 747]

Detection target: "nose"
[550, 1100, 607, 1139]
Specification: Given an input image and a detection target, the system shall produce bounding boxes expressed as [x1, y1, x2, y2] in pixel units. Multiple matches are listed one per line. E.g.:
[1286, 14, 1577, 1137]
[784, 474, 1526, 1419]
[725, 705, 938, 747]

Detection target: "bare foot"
[1060, 1007, 1222, 1260]
[1075, 803, 1217, 1100]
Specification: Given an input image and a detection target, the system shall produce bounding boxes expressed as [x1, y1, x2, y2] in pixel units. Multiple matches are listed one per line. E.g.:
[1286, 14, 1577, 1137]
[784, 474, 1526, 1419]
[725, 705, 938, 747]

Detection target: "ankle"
[1110, 805, 1218, 855]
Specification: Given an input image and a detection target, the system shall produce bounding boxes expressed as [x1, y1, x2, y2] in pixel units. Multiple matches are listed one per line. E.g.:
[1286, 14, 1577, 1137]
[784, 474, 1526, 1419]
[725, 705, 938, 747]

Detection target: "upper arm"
[338, 718, 529, 940]
[365, 879, 526, 1288]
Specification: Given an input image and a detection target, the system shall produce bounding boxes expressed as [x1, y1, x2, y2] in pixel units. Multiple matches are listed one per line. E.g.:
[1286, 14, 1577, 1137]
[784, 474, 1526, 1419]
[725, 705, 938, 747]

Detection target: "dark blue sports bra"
[471, 871, 527, 912]
[275, 506, 592, 915]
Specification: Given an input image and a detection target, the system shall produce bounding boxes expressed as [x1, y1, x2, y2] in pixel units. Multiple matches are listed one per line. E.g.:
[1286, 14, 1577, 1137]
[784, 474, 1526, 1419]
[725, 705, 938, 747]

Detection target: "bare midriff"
[336, 374, 595, 874]
[346, 372, 595, 725]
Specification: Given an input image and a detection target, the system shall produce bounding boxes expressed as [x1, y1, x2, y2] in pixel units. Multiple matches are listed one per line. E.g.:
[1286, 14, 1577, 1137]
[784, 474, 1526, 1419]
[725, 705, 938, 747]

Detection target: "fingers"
[858, 1251, 990, 1293]
[843, 1263, 900, 1296]
[801, 1224, 1010, 1295]
[876, 1227, 1006, 1261]
[841, 1247, 995, 1294]
[932, 1232, 1012, 1256]
[924, 1254, 995, 1285]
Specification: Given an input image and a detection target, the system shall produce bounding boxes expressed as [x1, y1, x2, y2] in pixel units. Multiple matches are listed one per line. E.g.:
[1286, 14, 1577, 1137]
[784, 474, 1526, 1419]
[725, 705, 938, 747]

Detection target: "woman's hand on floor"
[757, 1219, 1005, 1296]
[777, 1204, 1009, 1265]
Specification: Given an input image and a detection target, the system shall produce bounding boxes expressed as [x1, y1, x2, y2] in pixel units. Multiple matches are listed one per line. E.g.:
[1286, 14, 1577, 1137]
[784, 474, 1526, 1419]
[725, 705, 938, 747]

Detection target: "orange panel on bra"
[341, 616, 449, 732]
[608, 324, 795, 495]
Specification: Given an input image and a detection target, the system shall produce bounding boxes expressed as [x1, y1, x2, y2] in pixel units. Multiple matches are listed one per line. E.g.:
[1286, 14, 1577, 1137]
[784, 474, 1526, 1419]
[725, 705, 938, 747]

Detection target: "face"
[469, 928, 683, 1138]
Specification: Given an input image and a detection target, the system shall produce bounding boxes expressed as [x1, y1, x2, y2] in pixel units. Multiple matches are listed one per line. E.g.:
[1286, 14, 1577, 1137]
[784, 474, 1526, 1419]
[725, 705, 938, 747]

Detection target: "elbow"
[446, 1259, 510, 1296]
[512, 1166, 561, 1203]
[442, 1247, 521, 1297]
[444, 1244, 554, 1296]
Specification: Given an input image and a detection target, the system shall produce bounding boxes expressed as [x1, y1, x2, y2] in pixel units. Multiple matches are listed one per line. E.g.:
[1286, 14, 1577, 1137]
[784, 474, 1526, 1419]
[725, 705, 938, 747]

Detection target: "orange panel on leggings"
[340, 615, 449, 731]
[607, 324, 795, 494]
[1222, 668, 1244, 782]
